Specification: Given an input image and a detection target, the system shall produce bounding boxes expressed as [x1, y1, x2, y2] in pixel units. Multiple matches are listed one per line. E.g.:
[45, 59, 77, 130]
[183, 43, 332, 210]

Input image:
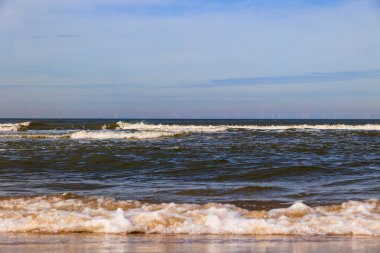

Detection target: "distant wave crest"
[0, 122, 31, 132]
[70, 130, 178, 140]
[115, 121, 380, 132]
[1, 121, 380, 140]
[115, 122, 228, 132]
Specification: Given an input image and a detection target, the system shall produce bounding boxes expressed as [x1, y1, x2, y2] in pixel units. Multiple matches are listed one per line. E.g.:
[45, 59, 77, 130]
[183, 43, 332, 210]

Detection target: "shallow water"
[0, 234, 379, 253]
[0, 119, 379, 235]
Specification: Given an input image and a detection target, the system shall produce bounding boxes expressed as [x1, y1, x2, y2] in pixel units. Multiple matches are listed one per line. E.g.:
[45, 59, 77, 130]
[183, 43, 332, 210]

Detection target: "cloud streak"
[0, 83, 145, 89]
[206, 70, 380, 87]
[32, 34, 79, 39]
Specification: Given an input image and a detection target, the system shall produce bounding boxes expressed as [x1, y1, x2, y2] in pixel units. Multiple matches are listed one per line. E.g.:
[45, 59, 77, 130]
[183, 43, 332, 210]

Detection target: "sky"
[0, 0, 380, 118]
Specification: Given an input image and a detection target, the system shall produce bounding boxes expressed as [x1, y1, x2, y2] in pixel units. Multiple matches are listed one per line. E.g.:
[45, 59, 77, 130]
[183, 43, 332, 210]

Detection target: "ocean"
[0, 119, 379, 246]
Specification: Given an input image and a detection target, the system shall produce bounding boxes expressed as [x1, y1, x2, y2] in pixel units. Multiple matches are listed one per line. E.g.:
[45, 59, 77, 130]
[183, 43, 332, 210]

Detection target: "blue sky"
[0, 0, 380, 118]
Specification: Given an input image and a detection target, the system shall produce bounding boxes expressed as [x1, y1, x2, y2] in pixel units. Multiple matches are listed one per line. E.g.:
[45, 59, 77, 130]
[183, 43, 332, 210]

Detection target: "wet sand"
[0, 234, 379, 253]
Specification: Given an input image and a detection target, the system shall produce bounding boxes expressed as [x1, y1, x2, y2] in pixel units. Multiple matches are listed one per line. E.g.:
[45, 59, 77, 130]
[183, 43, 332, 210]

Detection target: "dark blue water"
[0, 119, 379, 210]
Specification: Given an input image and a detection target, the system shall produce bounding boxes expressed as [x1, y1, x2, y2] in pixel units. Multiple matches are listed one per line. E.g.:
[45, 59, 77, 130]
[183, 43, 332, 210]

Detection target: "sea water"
[0, 119, 379, 236]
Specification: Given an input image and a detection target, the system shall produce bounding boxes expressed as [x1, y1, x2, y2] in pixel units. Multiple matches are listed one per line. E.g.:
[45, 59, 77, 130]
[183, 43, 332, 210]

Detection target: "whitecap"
[0, 122, 31, 132]
[0, 195, 378, 235]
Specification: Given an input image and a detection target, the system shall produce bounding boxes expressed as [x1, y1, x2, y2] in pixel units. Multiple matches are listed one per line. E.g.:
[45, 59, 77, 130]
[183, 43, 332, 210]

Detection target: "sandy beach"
[0, 234, 379, 253]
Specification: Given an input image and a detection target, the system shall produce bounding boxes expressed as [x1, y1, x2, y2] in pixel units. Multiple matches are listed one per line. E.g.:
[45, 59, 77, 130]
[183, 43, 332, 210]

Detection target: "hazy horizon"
[1, 117, 379, 120]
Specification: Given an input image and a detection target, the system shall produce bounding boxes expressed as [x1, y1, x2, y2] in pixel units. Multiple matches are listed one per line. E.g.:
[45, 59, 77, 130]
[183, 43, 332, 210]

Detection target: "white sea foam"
[0, 130, 177, 140]
[1, 122, 379, 140]
[0, 195, 378, 235]
[70, 130, 177, 140]
[115, 122, 380, 132]
[238, 124, 380, 131]
[115, 122, 228, 133]
[0, 122, 30, 132]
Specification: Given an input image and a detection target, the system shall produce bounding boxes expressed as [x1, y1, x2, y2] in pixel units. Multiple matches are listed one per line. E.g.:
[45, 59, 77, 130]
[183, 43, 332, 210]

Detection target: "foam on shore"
[0, 195, 378, 235]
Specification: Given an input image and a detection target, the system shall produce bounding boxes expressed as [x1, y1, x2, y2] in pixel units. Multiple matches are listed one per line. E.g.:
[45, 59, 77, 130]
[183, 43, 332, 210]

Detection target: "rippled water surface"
[0, 119, 379, 235]
[1, 119, 379, 207]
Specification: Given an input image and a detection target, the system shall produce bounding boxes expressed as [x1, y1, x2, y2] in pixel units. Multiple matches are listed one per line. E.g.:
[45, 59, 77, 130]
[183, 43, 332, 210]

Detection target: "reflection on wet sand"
[0, 234, 379, 253]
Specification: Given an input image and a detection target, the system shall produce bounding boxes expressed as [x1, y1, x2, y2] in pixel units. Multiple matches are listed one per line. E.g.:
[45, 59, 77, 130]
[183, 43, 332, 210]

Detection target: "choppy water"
[0, 119, 379, 235]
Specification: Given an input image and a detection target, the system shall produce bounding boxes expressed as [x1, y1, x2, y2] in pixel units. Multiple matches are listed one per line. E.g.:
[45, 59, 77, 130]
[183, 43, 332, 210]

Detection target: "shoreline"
[0, 233, 379, 253]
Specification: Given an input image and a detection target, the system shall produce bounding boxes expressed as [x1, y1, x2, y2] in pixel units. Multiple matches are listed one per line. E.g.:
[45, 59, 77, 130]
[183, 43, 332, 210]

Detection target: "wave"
[115, 122, 228, 133]
[70, 130, 178, 139]
[0, 194, 378, 235]
[240, 124, 380, 131]
[0, 122, 30, 132]
[115, 122, 380, 132]
[0, 134, 69, 139]
[0, 130, 178, 140]
[1, 122, 379, 140]
[1, 121, 379, 134]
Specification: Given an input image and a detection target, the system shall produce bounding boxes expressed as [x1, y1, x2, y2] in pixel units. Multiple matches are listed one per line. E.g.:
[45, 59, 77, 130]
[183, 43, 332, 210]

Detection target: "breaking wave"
[114, 122, 380, 132]
[70, 130, 178, 140]
[0, 194, 378, 235]
[0, 131, 178, 140]
[114, 122, 228, 132]
[0, 121, 379, 140]
[0, 122, 30, 132]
